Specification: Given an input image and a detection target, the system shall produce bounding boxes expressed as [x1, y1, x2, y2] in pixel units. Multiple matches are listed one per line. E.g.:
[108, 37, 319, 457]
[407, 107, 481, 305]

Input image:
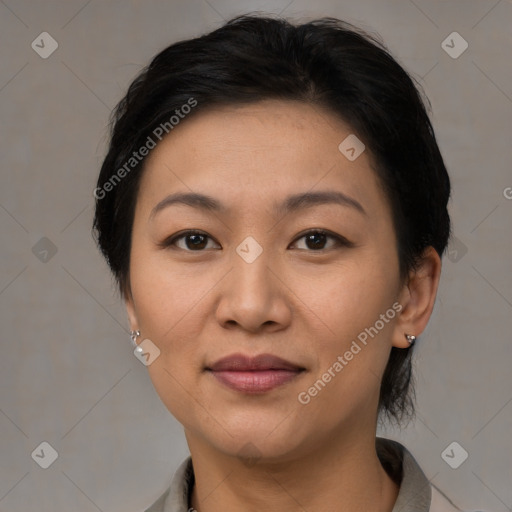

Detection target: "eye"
[290, 229, 353, 251]
[160, 230, 220, 251]
[160, 229, 353, 252]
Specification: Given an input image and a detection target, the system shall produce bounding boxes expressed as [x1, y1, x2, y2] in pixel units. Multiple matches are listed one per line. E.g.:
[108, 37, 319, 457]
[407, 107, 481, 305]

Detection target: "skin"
[125, 99, 442, 512]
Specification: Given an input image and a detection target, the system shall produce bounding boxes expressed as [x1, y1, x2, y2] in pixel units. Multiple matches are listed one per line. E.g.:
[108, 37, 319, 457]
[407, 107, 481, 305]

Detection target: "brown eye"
[291, 229, 353, 251]
[162, 231, 220, 251]
[304, 232, 328, 250]
[161, 229, 352, 252]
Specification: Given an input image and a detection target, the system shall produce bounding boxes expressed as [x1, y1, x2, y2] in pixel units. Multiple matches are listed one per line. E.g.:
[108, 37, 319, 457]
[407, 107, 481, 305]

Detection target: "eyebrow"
[149, 190, 366, 220]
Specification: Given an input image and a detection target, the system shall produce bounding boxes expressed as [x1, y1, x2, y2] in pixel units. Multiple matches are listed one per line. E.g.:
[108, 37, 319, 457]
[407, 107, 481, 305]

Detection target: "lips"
[208, 353, 303, 372]
[206, 353, 305, 393]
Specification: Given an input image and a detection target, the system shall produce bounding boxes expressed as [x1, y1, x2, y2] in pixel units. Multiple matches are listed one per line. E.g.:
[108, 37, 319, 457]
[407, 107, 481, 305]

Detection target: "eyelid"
[159, 228, 354, 251]
[290, 228, 355, 250]
[158, 230, 219, 250]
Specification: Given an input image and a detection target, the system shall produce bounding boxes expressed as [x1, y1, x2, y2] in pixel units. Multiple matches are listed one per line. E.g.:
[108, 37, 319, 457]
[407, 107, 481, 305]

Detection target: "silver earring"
[405, 334, 416, 345]
[130, 330, 140, 348]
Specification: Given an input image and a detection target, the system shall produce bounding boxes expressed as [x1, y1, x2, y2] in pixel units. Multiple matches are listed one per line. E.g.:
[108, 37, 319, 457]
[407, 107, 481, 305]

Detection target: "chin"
[221, 435, 300, 464]
[202, 414, 309, 464]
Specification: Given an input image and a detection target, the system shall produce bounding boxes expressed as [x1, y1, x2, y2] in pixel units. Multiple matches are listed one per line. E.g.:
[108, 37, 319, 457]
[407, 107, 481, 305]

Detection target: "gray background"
[1, 0, 511, 511]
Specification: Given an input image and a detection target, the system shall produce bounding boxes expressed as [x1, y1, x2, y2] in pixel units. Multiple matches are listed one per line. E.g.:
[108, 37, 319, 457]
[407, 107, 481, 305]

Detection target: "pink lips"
[206, 353, 304, 393]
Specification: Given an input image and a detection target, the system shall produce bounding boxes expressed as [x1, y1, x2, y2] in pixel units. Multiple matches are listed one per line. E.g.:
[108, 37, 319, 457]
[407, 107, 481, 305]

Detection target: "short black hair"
[93, 14, 451, 424]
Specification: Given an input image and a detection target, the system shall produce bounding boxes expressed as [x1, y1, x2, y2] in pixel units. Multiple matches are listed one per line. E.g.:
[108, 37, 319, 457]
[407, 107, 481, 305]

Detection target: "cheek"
[130, 238, 399, 356]
[129, 253, 212, 425]
[129, 247, 209, 339]
[128, 257, 210, 419]
[128, 232, 400, 417]
[295, 284, 397, 420]
[298, 259, 399, 394]
[304, 257, 399, 337]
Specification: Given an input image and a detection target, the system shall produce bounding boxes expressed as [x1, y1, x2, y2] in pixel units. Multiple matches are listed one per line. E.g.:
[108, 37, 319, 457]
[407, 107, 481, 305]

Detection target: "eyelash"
[159, 229, 354, 252]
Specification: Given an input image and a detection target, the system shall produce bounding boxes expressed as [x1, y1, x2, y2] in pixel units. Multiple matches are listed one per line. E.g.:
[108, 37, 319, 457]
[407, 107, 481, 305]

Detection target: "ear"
[391, 246, 442, 349]
[123, 279, 139, 333]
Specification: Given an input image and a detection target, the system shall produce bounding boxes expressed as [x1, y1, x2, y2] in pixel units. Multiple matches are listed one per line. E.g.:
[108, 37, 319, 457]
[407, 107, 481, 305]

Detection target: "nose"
[214, 245, 292, 334]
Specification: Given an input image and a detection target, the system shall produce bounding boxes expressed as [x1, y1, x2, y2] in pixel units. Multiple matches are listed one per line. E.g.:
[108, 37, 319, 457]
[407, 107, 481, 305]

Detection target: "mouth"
[205, 353, 306, 394]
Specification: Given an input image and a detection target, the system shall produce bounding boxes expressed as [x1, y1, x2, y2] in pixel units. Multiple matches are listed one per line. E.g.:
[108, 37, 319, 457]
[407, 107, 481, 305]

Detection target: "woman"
[93, 14, 460, 512]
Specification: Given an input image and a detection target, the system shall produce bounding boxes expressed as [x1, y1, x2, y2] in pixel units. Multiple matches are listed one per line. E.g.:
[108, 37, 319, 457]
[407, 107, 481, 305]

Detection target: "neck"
[186, 430, 399, 512]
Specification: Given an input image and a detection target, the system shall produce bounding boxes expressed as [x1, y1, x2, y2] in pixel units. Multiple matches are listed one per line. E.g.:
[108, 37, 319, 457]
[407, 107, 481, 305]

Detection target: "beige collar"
[145, 437, 462, 512]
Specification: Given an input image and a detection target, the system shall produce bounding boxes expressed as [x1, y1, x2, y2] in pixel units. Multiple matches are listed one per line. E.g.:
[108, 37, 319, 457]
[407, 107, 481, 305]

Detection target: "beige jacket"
[145, 437, 462, 512]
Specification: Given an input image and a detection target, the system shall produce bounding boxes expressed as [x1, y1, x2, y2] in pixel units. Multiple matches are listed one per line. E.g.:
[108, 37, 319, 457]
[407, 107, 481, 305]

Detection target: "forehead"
[137, 99, 385, 218]
[146, 99, 355, 164]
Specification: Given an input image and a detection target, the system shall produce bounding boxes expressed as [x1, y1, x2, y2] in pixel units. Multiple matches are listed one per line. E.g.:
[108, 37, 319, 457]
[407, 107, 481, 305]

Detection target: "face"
[125, 100, 413, 462]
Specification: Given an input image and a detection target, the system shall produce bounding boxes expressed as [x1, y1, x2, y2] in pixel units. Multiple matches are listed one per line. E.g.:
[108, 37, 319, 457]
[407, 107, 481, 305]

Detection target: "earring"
[130, 330, 140, 348]
[405, 334, 416, 345]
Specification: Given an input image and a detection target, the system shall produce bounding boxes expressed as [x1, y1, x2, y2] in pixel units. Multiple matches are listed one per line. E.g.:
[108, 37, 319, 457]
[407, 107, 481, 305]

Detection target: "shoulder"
[144, 456, 193, 512]
[147, 444, 478, 512]
[377, 437, 468, 512]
